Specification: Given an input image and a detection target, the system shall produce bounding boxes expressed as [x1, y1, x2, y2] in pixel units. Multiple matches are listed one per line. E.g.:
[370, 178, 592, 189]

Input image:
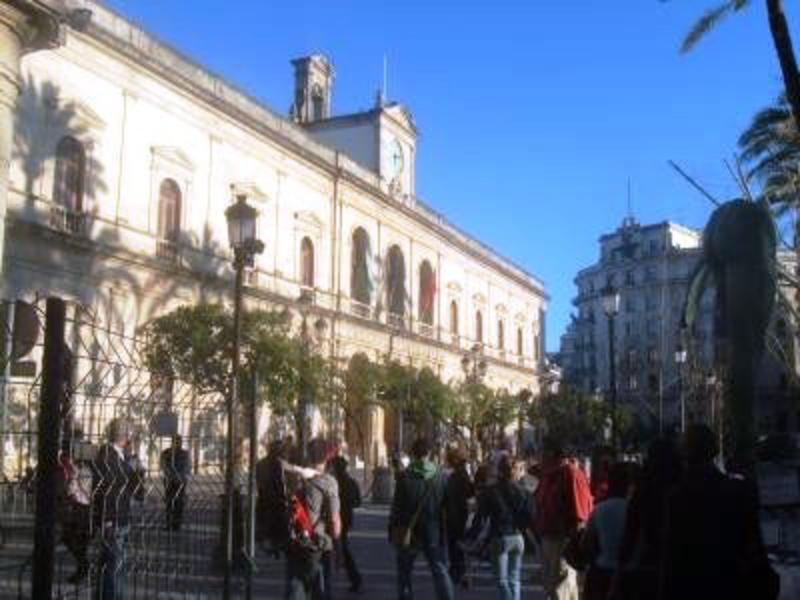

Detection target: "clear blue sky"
[105, 0, 789, 350]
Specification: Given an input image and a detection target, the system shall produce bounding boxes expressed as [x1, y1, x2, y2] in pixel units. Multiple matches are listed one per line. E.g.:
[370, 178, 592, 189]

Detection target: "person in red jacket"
[533, 437, 593, 600]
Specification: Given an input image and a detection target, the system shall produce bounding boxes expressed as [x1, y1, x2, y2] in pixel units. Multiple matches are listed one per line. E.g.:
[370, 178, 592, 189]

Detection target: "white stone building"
[560, 217, 798, 436]
[0, 1, 547, 464]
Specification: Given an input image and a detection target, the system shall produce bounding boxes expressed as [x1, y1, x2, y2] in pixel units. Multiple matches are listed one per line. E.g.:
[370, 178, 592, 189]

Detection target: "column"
[0, 1, 63, 276]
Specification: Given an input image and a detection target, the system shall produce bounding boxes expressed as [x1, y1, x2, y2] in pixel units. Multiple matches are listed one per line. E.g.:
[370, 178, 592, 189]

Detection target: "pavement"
[0, 500, 544, 599]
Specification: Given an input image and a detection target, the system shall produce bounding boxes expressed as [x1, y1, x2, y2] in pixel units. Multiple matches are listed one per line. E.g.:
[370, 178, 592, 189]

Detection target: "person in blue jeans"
[389, 437, 454, 600]
[477, 455, 533, 600]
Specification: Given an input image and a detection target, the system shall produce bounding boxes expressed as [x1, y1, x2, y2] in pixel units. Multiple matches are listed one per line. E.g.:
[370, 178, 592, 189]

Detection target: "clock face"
[383, 137, 404, 179]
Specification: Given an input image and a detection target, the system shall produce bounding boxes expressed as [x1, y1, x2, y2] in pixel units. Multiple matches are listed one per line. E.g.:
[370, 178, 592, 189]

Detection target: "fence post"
[31, 297, 66, 599]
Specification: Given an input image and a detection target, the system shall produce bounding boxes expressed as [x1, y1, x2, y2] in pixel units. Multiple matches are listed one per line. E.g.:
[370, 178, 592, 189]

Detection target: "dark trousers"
[95, 526, 128, 600]
[397, 543, 454, 600]
[341, 526, 362, 589]
[447, 526, 467, 585]
[285, 549, 332, 600]
[165, 479, 185, 530]
[62, 502, 91, 569]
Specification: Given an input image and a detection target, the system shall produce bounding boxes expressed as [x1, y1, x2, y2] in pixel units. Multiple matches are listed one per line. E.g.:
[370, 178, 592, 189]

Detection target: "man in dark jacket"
[92, 418, 138, 600]
[445, 447, 474, 588]
[160, 434, 191, 531]
[330, 455, 362, 592]
[660, 424, 778, 600]
[389, 437, 454, 600]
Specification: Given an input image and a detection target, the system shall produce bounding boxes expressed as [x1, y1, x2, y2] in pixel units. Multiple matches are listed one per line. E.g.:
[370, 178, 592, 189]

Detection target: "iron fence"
[0, 296, 262, 598]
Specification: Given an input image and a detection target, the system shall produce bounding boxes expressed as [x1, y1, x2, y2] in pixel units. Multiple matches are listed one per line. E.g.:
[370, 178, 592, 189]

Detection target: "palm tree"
[682, 1, 800, 128]
[739, 96, 800, 211]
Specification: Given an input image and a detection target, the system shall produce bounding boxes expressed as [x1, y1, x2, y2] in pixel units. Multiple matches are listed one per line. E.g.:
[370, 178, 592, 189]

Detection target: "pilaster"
[0, 0, 64, 280]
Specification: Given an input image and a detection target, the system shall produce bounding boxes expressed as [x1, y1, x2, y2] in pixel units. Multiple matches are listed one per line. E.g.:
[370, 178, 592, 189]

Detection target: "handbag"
[562, 526, 596, 572]
[390, 474, 437, 549]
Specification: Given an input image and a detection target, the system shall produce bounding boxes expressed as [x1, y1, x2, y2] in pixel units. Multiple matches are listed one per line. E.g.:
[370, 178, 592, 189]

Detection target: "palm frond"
[681, 1, 748, 53]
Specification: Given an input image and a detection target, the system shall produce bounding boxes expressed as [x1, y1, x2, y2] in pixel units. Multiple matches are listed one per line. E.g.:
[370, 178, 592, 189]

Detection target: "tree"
[526, 386, 617, 454]
[681, 1, 800, 128]
[341, 353, 382, 481]
[141, 303, 329, 446]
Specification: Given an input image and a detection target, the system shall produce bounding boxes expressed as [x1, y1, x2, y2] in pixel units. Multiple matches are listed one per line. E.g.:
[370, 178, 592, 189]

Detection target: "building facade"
[560, 217, 798, 436]
[0, 1, 547, 465]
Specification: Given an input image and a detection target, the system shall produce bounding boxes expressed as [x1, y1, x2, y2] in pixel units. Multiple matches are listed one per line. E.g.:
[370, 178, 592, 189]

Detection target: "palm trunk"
[766, 0, 800, 125]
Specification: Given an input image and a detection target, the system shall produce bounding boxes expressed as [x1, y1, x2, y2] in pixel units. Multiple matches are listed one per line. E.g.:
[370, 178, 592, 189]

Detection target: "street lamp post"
[223, 192, 263, 600]
[296, 289, 327, 463]
[601, 285, 620, 450]
[461, 344, 488, 457]
[675, 346, 687, 433]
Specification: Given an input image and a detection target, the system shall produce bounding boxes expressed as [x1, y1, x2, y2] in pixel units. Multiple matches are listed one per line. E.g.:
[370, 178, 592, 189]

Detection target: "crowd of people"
[51, 417, 780, 600]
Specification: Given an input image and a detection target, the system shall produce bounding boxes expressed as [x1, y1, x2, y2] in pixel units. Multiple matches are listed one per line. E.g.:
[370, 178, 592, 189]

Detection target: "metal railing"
[49, 206, 87, 236]
[156, 239, 178, 262]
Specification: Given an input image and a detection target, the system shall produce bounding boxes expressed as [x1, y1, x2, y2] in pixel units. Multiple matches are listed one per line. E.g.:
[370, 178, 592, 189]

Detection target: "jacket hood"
[408, 459, 437, 480]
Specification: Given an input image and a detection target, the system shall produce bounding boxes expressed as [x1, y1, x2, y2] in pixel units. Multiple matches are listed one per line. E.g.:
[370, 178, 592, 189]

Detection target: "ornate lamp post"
[296, 289, 327, 462]
[461, 343, 488, 384]
[461, 343, 488, 455]
[601, 285, 620, 450]
[223, 192, 263, 599]
[675, 345, 688, 433]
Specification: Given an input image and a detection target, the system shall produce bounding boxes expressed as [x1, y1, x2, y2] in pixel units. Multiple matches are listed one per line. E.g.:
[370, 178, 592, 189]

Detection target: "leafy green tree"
[341, 353, 382, 479]
[141, 303, 330, 447]
[526, 386, 618, 454]
[453, 382, 498, 460]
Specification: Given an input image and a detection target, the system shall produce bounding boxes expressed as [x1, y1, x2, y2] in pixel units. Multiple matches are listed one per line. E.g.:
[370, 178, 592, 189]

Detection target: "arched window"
[350, 228, 372, 304]
[157, 178, 182, 242]
[53, 136, 86, 212]
[418, 260, 436, 325]
[311, 84, 324, 120]
[386, 245, 406, 316]
[301, 237, 315, 288]
[517, 327, 523, 355]
[497, 320, 505, 350]
[450, 301, 459, 335]
[475, 310, 483, 343]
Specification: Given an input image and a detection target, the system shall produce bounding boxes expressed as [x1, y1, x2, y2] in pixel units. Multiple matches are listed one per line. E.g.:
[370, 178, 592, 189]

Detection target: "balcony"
[156, 239, 179, 262]
[387, 313, 406, 330]
[349, 299, 372, 320]
[50, 205, 87, 236]
[244, 269, 259, 287]
[299, 286, 316, 304]
[418, 322, 434, 338]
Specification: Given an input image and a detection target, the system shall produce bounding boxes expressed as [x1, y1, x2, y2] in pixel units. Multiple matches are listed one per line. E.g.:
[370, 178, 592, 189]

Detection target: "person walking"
[57, 437, 93, 584]
[285, 437, 341, 600]
[659, 425, 778, 600]
[445, 447, 474, 588]
[533, 437, 593, 600]
[581, 462, 631, 600]
[613, 438, 683, 600]
[476, 454, 533, 600]
[91, 418, 137, 600]
[389, 436, 454, 600]
[160, 434, 191, 531]
[330, 455, 363, 592]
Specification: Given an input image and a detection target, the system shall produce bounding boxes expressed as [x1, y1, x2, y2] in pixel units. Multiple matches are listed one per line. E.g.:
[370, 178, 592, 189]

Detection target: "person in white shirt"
[581, 462, 632, 600]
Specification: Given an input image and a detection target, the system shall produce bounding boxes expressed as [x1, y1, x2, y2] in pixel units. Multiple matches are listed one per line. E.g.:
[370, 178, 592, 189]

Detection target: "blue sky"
[105, 0, 789, 350]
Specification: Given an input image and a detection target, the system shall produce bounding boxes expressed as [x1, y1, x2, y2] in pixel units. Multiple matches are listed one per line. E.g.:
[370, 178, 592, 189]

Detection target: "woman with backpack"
[475, 454, 533, 600]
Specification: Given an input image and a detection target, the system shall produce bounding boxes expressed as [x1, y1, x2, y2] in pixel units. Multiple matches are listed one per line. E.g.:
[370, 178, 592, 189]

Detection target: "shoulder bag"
[390, 473, 438, 549]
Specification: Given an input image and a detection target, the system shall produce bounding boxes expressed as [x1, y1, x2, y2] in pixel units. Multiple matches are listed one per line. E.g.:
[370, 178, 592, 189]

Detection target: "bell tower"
[290, 54, 334, 124]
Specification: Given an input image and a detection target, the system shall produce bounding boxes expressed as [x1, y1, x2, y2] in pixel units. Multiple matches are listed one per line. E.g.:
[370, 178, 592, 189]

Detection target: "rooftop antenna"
[383, 54, 388, 102]
[627, 177, 633, 219]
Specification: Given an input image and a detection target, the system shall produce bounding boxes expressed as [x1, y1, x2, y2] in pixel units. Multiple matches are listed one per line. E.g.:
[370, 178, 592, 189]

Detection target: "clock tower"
[294, 57, 417, 201]
[377, 99, 417, 200]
